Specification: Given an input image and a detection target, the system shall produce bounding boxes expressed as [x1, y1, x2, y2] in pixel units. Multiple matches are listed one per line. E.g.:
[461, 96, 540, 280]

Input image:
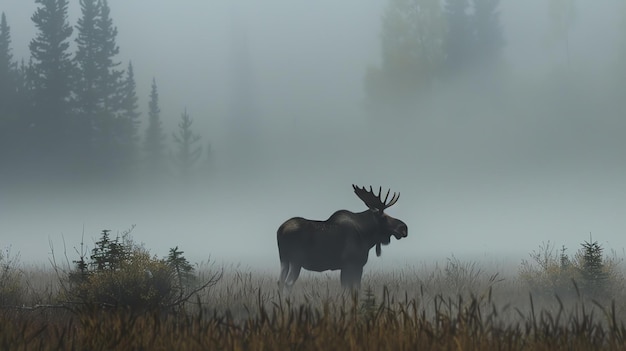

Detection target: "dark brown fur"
[277, 206, 407, 289]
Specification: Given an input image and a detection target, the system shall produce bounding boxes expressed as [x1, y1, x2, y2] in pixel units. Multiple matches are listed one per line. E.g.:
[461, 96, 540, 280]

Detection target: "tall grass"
[2, 259, 626, 350]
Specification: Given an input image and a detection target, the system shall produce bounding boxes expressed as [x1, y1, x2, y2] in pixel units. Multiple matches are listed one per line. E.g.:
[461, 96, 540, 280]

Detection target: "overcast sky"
[1, 1, 625, 270]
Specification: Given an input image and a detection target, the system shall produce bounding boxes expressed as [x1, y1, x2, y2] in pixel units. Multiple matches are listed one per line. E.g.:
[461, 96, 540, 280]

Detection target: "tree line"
[366, 0, 505, 111]
[0, 0, 206, 184]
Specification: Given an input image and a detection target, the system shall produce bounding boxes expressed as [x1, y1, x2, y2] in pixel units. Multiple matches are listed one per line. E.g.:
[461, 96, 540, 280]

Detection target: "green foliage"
[166, 246, 196, 301]
[520, 239, 623, 299]
[64, 228, 203, 311]
[576, 239, 611, 295]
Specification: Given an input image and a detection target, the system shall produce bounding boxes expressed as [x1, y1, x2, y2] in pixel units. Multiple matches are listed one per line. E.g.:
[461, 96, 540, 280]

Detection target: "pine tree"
[172, 108, 202, 178]
[74, 0, 126, 175]
[73, 0, 102, 170]
[74, 0, 101, 119]
[117, 61, 140, 169]
[578, 238, 608, 295]
[29, 0, 75, 165]
[96, 0, 123, 114]
[93, 0, 124, 172]
[0, 12, 19, 172]
[0, 13, 18, 116]
[143, 78, 166, 173]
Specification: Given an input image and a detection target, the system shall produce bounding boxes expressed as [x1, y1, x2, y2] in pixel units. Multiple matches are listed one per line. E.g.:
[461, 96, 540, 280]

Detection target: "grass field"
[2, 253, 626, 350]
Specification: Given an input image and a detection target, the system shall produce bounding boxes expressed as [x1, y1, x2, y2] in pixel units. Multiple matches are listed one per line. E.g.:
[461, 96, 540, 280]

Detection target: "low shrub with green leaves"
[519, 238, 624, 299]
[59, 228, 216, 312]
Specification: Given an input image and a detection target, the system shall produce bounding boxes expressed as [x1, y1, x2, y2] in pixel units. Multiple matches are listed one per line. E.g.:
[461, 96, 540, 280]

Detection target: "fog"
[1, 0, 625, 272]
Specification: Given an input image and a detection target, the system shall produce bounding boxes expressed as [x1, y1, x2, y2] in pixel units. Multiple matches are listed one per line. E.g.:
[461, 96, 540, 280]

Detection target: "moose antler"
[352, 185, 400, 212]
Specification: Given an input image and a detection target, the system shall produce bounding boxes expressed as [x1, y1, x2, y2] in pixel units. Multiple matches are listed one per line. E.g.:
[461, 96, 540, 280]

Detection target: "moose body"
[277, 186, 408, 289]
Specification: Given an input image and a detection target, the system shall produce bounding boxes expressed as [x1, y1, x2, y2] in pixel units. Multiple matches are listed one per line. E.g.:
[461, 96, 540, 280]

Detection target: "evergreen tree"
[0, 12, 20, 173]
[365, 0, 445, 110]
[578, 239, 609, 295]
[443, 0, 474, 73]
[0, 13, 18, 117]
[74, 0, 126, 174]
[73, 0, 102, 170]
[96, 0, 123, 114]
[143, 78, 166, 173]
[117, 61, 141, 168]
[172, 108, 202, 177]
[92, 0, 124, 172]
[74, 0, 101, 119]
[29, 0, 75, 168]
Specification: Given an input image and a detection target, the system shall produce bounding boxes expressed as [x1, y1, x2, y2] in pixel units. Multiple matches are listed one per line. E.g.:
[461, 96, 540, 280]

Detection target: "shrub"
[519, 238, 623, 299]
[58, 228, 220, 312]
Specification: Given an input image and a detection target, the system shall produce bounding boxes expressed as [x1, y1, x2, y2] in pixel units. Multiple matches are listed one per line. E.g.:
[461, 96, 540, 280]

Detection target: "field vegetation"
[1, 232, 626, 350]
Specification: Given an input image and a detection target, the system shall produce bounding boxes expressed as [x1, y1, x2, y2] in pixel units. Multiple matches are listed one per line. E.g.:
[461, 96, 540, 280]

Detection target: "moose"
[276, 185, 408, 289]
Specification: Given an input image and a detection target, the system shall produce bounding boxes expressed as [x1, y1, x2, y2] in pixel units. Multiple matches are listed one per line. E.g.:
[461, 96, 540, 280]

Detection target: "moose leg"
[279, 261, 289, 288]
[285, 264, 301, 287]
[340, 266, 363, 290]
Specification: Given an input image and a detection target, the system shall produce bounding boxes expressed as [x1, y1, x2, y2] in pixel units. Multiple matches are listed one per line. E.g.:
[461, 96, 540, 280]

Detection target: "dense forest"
[0, 0, 207, 185]
[1, 0, 625, 187]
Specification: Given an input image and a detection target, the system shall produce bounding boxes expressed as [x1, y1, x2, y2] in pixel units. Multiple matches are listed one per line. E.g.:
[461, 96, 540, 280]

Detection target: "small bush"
[519, 239, 623, 299]
[58, 228, 219, 312]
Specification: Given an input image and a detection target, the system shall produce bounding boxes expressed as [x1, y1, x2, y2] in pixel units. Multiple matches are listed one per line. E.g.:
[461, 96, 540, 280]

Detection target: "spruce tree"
[0, 12, 19, 172]
[74, 0, 101, 169]
[96, 0, 123, 114]
[143, 78, 166, 173]
[29, 0, 75, 166]
[579, 239, 608, 295]
[74, 0, 124, 174]
[74, 0, 101, 119]
[172, 108, 202, 178]
[117, 61, 141, 168]
[0, 13, 18, 115]
[94, 0, 123, 172]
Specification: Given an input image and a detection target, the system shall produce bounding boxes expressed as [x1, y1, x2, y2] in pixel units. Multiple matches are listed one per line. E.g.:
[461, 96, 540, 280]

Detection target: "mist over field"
[1, 0, 625, 273]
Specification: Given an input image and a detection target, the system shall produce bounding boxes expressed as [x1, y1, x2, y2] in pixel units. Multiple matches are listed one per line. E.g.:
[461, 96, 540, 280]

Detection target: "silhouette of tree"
[0, 13, 18, 119]
[172, 108, 202, 178]
[117, 61, 141, 170]
[143, 78, 166, 174]
[28, 0, 75, 172]
[0, 12, 21, 172]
